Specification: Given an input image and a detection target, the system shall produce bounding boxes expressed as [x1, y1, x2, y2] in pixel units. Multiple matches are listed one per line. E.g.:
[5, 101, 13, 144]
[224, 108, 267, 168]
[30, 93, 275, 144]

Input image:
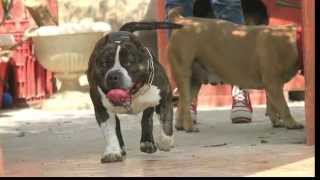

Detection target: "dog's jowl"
[87, 22, 182, 163]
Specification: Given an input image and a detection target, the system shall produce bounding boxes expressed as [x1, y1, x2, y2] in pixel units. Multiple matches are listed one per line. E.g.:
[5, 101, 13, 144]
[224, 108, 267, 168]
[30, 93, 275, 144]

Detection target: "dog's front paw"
[272, 120, 285, 128]
[184, 123, 200, 133]
[140, 141, 157, 154]
[157, 134, 174, 152]
[176, 124, 200, 132]
[285, 121, 304, 129]
[185, 126, 200, 133]
[121, 146, 127, 156]
[175, 125, 184, 131]
[101, 153, 125, 163]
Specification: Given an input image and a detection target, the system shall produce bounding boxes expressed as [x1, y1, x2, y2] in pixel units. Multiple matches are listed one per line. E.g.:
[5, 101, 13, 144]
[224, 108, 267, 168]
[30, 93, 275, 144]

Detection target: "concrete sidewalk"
[0, 103, 314, 177]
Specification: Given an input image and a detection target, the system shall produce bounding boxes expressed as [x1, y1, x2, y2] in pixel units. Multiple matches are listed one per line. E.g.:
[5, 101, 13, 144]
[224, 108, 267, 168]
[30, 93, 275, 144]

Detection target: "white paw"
[157, 133, 174, 152]
[101, 153, 124, 163]
[140, 142, 157, 154]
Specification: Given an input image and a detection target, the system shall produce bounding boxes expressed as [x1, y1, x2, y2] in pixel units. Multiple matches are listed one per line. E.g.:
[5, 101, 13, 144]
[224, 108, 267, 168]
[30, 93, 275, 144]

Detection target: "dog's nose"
[106, 71, 122, 87]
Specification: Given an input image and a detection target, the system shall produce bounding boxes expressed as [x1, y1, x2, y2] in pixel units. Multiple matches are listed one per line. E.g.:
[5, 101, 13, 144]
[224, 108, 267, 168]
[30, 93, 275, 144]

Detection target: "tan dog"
[167, 7, 304, 132]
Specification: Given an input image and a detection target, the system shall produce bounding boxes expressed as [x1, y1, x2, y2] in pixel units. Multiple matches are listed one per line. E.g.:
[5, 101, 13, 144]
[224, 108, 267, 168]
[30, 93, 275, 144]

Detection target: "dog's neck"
[129, 46, 155, 97]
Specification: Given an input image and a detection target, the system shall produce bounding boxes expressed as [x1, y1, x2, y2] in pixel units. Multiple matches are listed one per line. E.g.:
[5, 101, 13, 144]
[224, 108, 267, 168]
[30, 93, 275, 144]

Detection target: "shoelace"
[232, 87, 247, 102]
[233, 91, 246, 102]
[232, 88, 252, 112]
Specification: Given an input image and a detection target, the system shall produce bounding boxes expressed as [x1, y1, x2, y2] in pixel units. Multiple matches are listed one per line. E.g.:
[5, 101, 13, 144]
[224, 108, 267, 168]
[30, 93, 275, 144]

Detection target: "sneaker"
[191, 101, 198, 124]
[172, 88, 179, 106]
[231, 86, 252, 123]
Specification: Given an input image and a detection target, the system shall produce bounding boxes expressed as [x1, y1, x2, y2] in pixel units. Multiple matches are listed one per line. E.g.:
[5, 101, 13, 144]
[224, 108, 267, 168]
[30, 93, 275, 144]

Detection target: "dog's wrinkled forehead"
[96, 31, 137, 60]
[108, 31, 131, 44]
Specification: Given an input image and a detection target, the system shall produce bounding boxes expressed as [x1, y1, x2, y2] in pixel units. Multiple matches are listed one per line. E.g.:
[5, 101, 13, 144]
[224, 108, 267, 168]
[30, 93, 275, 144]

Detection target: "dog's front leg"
[176, 76, 199, 132]
[156, 98, 174, 151]
[266, 93, 284, 128]
[140, 107, 157, 154]
[89, 84, 125, 163]
[265, 84, 304, 129]
[98, 113, 126, 163]
[115, 115, 126, 156]
[169, 47, 198, 132]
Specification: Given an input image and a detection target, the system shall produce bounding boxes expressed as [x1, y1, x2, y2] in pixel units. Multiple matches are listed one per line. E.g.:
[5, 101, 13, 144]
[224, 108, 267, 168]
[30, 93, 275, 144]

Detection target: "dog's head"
[88, 22, 182, 107]
[90, 31, 153, 106]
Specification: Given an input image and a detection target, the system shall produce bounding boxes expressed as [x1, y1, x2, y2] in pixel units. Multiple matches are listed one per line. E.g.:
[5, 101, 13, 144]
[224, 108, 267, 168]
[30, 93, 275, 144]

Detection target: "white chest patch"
[98, 85, 161, 114]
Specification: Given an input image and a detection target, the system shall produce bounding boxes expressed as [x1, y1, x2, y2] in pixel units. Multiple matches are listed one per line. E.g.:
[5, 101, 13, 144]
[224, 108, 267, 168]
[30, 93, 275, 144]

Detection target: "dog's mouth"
[104, 82, 144, 107]
[105, 88, 131, 106]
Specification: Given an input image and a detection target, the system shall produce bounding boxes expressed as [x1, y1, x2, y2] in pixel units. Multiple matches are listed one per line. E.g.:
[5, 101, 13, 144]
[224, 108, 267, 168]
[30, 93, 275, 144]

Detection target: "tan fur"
[167, 7, 303, 132]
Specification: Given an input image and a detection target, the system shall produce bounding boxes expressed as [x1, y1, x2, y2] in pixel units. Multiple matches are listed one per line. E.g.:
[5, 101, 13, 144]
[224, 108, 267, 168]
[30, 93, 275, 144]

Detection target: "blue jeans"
[165, 0, 194, 17]
[165, 0, 245, 24]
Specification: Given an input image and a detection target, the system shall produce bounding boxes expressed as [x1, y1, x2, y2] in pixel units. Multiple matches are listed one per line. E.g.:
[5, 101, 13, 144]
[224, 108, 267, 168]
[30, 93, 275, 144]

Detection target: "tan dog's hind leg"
[265, 84, 304, 129]
[266, 94, 285, 128]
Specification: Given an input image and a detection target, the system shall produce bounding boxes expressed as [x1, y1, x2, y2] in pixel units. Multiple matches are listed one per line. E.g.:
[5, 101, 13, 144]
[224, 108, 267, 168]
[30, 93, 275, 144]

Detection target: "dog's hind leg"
[265, 84, 304, 129]
[140, 107, 157, 154]
[175, 68, 199, 132]
[156, 97, 174, 151]
[266, 93, 284, 128]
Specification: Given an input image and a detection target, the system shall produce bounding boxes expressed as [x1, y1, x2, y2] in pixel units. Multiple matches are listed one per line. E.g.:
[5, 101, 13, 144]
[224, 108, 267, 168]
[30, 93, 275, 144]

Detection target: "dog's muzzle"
[106, 70, 125, 89]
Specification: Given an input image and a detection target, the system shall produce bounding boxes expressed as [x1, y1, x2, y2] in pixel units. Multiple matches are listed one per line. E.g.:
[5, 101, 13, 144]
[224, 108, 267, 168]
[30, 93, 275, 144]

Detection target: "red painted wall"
[262, 0, 305, 92]
[262, 0, 302, 25]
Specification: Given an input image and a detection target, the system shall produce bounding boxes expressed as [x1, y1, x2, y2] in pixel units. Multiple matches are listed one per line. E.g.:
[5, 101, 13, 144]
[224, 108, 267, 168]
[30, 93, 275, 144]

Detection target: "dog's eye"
[122, 60, 132, 67]
[122, 55, 136, 67]
[101, 60, 113, 68]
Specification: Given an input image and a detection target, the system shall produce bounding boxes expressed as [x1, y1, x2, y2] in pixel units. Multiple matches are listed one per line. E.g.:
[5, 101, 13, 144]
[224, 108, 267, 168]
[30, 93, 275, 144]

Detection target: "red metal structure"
[301, 0, 314, 145]
[0, 0, 57, 108]
[156, 0, 314, 145]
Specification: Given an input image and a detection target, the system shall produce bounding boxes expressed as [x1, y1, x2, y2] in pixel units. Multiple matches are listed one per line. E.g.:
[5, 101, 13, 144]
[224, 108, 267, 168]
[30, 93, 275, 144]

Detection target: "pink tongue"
[106, 89, 131, 105]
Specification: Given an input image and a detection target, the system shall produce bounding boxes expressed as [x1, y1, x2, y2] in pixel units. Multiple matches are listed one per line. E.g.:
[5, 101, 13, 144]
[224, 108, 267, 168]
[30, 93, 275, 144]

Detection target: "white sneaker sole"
[231, 108, 252, 123]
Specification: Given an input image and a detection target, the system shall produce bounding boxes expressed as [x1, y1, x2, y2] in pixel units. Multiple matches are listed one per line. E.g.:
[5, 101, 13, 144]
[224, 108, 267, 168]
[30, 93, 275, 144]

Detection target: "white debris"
[27, 21, 112, 37]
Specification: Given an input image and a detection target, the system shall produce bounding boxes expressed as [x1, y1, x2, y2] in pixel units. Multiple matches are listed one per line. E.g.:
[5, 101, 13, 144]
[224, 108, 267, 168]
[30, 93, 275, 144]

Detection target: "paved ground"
[0, 102, 314, 177]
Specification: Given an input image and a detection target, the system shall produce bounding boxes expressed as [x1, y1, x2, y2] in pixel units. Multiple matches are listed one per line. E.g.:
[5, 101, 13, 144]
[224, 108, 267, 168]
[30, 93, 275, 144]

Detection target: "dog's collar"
[145, 47, 155, 86]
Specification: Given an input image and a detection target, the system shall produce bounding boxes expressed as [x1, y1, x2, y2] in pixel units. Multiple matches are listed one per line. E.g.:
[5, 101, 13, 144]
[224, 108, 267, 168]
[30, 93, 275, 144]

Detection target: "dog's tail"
[119, 21, 183, 33]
